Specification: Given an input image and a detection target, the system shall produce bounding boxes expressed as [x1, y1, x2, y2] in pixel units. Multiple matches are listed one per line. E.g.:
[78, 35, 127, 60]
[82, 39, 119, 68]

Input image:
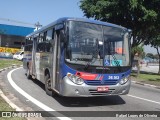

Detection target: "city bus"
[23, 17, 131, 97]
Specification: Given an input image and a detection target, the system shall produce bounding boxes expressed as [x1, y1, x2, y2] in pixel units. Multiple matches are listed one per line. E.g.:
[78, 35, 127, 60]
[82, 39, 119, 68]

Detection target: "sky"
[0, 0, 158, 54]
[0, 0, 84, 27]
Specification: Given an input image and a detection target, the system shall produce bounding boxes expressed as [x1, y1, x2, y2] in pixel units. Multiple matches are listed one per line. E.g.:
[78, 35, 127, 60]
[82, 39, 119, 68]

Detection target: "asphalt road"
[0, 67, 160, 120]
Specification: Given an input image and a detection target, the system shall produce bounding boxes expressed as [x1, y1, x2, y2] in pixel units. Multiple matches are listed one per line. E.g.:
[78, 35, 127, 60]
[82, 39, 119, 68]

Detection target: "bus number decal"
[108, 76, 119, 80]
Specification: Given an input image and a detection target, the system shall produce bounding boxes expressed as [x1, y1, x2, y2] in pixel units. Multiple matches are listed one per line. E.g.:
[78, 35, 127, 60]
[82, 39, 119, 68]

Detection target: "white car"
[13, 51, 24, 60]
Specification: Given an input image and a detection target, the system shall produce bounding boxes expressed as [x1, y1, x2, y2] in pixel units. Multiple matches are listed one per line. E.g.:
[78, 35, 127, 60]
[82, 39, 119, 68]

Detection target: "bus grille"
[89, 89, 115, 96]
[84, 80, 118, 86]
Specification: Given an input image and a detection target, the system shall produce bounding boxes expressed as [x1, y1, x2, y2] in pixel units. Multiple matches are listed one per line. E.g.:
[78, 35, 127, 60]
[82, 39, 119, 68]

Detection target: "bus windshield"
[65, 21, 130, 67]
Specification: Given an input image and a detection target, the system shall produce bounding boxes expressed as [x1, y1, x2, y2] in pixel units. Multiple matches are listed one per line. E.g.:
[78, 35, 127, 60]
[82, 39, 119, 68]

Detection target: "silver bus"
[23, 17, 131, 97]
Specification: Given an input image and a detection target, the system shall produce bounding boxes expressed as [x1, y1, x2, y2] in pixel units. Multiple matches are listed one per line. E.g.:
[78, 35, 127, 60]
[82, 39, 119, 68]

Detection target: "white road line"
[7, 68, 72, 120]
[127, 94, 160, 105]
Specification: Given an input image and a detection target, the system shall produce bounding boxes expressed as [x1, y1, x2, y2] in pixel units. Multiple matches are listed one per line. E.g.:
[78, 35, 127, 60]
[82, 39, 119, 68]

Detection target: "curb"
[0, 64, 23, 73]
[0, 90, 34, 120]
[0, 64, 23, 111]
[0, 89, 23, 111]
[131, 80, 160, 89]
[0, 64, 31, 119]
[0, 65, 44, 120]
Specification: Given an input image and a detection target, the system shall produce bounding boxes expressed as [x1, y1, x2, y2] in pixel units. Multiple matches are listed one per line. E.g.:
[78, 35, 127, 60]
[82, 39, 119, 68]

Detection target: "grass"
[0, 59, 22, 69]
[0, 59, 25, 120]
[0, 96, 13, 111]
[0, 97, 26, 120]
[131, 72, 160, 86]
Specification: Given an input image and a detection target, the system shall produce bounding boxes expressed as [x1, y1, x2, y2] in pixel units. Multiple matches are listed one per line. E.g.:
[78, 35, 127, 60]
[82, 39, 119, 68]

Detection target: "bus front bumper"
[59, 76, 131, 97]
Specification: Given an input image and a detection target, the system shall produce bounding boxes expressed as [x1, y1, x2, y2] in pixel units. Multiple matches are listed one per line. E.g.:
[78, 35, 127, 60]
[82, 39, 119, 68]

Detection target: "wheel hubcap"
[47, 79, 51, 89]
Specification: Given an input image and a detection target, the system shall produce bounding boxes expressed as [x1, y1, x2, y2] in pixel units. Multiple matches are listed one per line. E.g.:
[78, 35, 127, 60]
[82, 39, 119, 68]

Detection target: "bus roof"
[26, 17, 127, 37]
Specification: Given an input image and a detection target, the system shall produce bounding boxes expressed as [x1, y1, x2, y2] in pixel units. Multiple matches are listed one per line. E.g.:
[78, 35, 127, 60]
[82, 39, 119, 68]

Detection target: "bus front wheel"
[45, 74, 53, 96]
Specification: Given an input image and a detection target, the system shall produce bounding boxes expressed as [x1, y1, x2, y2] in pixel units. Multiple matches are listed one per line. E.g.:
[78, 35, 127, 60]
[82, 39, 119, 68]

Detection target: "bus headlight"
[67, 73, 84, 85]
[119, 76, 130, 85]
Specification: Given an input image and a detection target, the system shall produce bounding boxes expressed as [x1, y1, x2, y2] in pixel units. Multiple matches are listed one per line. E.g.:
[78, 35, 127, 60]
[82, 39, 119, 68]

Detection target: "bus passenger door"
[52, 30, 61, 90]
[31, 38, 37, 77]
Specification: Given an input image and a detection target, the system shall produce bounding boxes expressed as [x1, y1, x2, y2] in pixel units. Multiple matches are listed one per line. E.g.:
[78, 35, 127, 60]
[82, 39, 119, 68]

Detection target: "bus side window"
[25, 38, 29, 45]
[24, 45, 28, 51]
[25, 37, 33, 45]
[28, 45, 32, 51]
[36, 35, 43, 52]
[45, 42, 52, 52]
[52, 29, 54, 40]
[46, 29, 53, 41]
[24, 45, 32, 52]
[39, 33, 44, 43]
[45, 29, 54, 52]
[37, 42, 45, 52]
[44, 31, 47, 41]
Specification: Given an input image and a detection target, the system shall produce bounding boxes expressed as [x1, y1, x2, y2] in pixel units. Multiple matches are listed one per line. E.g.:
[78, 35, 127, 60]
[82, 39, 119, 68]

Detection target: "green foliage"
[150, 35, 160, 74]
[154, 54, 159, 60]
[146, 53, 154, 59]
[0, 59, 22, 69]
[131, 44, 145, 58]
[131, 72, 160, 86]
[80, 0, 160, 48]
[150, 34, 160, 48]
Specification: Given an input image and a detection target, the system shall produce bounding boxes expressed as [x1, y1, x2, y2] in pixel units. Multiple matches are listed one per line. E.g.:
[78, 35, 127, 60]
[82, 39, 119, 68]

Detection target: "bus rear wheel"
[45, 74, 53, 96]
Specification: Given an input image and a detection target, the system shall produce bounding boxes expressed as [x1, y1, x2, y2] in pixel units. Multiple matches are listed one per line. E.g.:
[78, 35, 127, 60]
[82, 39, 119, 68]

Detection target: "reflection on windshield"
[66, 21, 130, 67]
[66, 21, 103, 66]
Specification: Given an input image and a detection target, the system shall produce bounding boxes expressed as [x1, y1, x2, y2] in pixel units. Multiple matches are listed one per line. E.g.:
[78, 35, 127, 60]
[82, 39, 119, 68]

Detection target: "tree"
[131, 44, 144, 76]
[149, 35, 160, 74]
[154, 54, 159, 60]
[146, 53, 154, 59]
[80, 0, 160, 61]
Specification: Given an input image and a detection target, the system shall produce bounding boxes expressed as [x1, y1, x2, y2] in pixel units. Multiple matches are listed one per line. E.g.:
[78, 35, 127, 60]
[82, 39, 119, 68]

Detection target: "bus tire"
[26, 68, 31, 80]
[45, 74, 53, 96]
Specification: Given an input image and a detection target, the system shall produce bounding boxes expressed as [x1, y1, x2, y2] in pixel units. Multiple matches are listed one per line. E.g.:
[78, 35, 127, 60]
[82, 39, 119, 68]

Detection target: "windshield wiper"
[84, 53, 97, 70]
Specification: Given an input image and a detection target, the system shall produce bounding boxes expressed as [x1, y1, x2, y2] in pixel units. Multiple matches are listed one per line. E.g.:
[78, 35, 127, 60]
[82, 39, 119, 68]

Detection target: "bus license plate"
[97, 87, 109, 92]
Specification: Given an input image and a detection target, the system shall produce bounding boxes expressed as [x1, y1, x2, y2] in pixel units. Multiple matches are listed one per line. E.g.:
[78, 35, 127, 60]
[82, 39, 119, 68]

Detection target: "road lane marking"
[7, 68, 72, 120]
[128, 94, 160, 105]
